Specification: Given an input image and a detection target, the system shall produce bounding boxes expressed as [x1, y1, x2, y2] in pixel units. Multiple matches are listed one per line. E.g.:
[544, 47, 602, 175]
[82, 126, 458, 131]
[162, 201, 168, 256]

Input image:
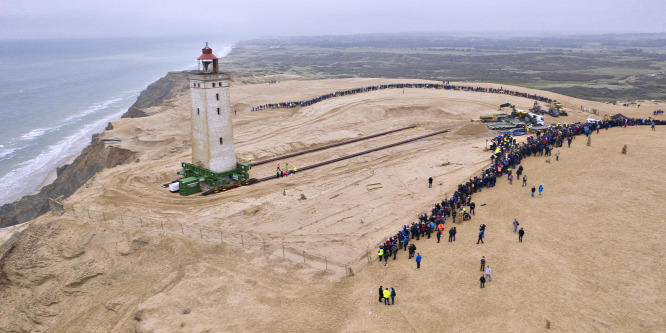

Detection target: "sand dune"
[0, 78, 664, 332]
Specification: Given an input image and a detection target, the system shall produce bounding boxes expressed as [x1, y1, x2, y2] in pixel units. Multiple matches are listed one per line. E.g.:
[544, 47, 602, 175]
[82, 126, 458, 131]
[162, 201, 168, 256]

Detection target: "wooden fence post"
[241, 234, 244, 248]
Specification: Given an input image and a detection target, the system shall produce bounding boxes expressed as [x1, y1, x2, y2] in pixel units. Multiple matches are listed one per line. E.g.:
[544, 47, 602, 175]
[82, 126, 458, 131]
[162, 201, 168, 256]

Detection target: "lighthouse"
[175, 43, 249, 196]
[189, 42, 237, 172]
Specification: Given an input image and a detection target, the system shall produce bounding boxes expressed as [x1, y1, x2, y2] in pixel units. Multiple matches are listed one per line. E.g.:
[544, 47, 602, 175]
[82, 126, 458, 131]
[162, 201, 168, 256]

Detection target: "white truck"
[526, 112, 545, 126]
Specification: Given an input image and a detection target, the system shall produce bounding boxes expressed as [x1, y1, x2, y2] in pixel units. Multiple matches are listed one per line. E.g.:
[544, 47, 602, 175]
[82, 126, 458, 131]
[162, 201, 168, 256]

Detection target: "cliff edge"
[0, 71, 190, 228]
[121, 71, 190, 118]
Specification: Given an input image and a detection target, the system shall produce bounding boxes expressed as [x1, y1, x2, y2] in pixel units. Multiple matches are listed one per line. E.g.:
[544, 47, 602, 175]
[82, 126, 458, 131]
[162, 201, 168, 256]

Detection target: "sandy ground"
[61, 79, 666, 262]
[1, 78, 665, 332]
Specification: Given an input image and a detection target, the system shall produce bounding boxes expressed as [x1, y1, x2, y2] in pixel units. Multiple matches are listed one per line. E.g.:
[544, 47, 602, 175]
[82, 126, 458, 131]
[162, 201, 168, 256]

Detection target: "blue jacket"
[416, 254, 422, 262]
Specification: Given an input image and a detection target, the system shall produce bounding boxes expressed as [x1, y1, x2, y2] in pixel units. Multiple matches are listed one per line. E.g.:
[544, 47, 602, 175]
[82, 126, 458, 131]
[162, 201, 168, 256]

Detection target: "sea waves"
[0, 89, 139, 205]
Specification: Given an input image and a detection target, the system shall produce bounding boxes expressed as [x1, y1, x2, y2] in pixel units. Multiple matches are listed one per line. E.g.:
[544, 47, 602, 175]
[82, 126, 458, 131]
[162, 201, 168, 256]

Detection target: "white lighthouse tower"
[189, 43, 237, 172]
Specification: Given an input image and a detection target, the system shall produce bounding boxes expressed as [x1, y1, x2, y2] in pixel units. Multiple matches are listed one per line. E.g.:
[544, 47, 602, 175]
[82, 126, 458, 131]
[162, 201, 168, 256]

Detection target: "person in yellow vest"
[383, 288, 391, 305]
[378, 247, 383, 262]
[292, 166, 297, 175]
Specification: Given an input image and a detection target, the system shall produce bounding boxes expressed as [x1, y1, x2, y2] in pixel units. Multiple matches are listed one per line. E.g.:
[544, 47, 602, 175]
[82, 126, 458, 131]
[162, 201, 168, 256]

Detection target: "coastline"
[0, 71, 190, 228]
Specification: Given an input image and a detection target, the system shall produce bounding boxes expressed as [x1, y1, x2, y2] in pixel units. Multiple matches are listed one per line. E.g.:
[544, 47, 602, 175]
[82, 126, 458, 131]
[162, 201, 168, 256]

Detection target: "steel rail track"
[248, 125, 416, 167]
[202, 128, 449, 196]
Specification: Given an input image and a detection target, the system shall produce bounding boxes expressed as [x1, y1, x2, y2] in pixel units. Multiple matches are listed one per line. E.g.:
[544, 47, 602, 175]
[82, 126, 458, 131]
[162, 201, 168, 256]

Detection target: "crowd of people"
[375, 131, 537, 297]
[374, 117, 663, 299]
[250, 82, 555, 112]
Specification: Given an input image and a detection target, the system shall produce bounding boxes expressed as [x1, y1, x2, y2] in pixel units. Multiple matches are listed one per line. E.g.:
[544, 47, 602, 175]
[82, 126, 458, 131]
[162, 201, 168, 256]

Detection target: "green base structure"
[176, 162, 251, 196]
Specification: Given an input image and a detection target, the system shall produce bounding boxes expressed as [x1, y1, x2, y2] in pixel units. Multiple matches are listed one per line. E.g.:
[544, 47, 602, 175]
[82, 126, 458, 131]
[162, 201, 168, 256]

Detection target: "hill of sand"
[0, 78, 664, 332]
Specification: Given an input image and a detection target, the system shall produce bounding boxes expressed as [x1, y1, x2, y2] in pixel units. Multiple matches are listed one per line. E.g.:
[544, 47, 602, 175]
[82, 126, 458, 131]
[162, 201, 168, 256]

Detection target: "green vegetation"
[219, 33, 666, 102]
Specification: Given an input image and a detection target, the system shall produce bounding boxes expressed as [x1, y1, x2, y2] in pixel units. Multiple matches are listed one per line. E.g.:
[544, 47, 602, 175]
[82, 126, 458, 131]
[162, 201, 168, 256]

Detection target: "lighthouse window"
[219, 138, 223, 145]
[219, 82, 222, 86]
[212, 83, 216, 87]
[216, 93, 219, 100]
[217, 107, 220, 115]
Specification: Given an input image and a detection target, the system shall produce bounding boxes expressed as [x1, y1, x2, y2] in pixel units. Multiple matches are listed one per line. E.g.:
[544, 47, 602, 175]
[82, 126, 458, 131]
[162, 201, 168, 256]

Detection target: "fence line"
[66, 204, 366, 278]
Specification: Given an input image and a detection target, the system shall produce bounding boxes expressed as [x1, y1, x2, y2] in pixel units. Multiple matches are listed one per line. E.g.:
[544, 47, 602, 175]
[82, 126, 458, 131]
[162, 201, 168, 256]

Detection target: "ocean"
[0, 37, 233, 206]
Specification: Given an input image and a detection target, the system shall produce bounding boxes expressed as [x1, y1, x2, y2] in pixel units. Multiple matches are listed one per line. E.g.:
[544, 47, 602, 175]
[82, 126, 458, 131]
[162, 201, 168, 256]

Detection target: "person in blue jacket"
[415, 253, 422, 269]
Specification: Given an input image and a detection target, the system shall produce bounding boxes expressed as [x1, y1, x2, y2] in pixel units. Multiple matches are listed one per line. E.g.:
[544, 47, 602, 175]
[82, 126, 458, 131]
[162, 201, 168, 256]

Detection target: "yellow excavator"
[549, 101, 568, 116]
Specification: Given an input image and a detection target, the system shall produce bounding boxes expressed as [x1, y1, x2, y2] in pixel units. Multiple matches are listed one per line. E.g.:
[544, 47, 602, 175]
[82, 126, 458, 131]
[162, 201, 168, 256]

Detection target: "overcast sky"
[1, 0, 664, 40]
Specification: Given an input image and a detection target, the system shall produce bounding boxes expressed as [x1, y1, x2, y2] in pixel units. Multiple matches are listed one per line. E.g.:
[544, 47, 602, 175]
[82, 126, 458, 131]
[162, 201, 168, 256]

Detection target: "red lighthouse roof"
[197, 42, 217, 60]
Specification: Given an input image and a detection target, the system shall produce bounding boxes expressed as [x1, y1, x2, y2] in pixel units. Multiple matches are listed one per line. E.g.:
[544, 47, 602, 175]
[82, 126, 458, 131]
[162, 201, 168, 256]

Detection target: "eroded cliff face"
[0, 71, 190, 228]
[121, 71, 190, 118]
[0, 142, 138, 228]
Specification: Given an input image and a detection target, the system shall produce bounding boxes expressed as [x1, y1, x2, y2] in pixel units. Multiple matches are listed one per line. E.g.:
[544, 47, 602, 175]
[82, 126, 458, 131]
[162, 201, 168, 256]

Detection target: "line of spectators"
[250, 82, 554, 111]
[375, 118, 661, 274]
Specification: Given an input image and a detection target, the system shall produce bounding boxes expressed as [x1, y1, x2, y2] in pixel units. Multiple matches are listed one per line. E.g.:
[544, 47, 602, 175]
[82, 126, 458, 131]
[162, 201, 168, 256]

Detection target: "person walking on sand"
[476, 230, 484, 244]
[480, 275, 486, 288]
[378, 285, 384, 303]
[508, 173, 513, 185]
[485, 266, 492, 282]
[522, 175, 527, 187]
[383, 288, 391, 305]
[480, 256, 486, 271]
[513, 218, 519, 232]
[390, 287, 396, 305]
[539, 184, 544, 198]
[415, 253, 422, 269]
[519, 227, 525, 242]
[428, 177, 433, 188]
[531, 185, 536, 198]
[556, 150, 560, 161]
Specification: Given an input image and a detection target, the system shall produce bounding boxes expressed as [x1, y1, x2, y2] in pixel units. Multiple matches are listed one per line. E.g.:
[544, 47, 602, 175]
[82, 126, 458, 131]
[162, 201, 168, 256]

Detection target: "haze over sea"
[0, 37, 232, 206]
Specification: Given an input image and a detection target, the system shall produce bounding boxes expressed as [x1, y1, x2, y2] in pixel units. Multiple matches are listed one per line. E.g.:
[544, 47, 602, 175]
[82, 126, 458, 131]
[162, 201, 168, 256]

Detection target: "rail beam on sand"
[248, 125, 416, 167]
[202, 128, 449, 196]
